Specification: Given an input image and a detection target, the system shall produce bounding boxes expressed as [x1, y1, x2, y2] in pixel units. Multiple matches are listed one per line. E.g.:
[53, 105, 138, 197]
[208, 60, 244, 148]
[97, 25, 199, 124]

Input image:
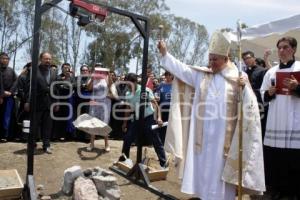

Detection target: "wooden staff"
[158, 25, 164, 75]
[236, 20, 244, 200]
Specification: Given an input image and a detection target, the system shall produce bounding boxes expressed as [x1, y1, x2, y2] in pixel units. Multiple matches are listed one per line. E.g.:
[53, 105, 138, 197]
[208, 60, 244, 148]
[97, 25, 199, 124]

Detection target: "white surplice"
[161, 53, 265, 200]
[260, 61, 300, 149]
[161, 53, 236, 200]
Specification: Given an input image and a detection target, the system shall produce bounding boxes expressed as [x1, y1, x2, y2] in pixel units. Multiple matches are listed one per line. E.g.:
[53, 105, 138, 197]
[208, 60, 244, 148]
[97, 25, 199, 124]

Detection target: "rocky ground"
[0, 139, 274, 200]
[0, 139, 198, 200]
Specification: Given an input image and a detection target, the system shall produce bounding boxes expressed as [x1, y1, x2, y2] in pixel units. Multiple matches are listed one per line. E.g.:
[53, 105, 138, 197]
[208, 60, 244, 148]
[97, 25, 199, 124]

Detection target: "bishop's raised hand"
[157, 40, 167, 56]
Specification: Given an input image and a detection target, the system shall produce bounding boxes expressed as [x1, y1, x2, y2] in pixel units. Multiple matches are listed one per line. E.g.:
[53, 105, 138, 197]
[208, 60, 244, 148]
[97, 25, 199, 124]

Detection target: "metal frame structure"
[23, 1, 177, 199]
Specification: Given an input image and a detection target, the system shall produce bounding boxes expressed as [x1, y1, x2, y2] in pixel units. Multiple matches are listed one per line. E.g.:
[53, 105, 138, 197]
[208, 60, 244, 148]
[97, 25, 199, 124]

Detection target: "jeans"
[121, 114, 167, 167]
[1, 96, 14, 138]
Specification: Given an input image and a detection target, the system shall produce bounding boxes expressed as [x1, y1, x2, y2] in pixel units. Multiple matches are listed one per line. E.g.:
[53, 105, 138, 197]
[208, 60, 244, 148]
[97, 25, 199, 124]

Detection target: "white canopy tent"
[227, 14, 300, 63]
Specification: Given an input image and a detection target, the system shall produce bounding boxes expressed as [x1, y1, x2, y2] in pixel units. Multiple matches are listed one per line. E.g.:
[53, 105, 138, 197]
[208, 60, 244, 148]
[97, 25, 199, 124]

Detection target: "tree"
[20, 0, 35, 58]
[83, 0, 170, 72]
[69, 18, 82, 72]
[0, 0, 24, 70]
[1, 0, 209, 75]
[0, 0, 21, 53]
[164, 15, 208, 66]
[40, 8, 67, 66]
[87, 31, 131, 70]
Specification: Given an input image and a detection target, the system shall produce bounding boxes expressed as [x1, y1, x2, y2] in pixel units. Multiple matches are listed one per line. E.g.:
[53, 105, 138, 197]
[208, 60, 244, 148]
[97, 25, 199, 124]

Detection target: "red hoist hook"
[69, 0, 108, 26]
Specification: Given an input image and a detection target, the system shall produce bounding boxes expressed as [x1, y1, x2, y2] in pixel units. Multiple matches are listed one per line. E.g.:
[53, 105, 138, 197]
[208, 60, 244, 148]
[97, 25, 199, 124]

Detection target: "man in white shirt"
[260, 36, 300, 199]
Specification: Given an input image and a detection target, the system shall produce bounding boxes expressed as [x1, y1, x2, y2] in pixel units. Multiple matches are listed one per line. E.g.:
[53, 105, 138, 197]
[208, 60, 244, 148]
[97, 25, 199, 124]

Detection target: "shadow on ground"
[76, 147, 108, 160]
[13, 148, 45, 155]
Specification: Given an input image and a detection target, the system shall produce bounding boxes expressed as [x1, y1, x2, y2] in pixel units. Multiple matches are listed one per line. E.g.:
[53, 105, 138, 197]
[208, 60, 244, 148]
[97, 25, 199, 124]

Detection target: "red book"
[276, 71, 300, 95]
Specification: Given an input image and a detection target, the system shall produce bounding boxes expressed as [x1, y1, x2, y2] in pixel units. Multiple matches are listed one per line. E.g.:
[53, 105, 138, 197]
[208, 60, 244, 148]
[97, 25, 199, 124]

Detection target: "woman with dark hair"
[119, 73, 168, 169]
[74, 64, 91, 141]
[52, 63, 75, 140]
[87, 67, 118, 152]
[255, 57, 266, 68]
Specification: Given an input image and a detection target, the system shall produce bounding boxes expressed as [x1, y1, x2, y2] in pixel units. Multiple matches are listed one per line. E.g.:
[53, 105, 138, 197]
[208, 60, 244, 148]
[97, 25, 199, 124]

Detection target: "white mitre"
[209, 30, 231, 56]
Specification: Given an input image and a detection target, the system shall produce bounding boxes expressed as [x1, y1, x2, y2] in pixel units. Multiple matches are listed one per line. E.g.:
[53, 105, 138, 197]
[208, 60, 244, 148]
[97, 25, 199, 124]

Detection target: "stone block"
[73, 177, 98, 200]
[62, 165, 83, 195]
[92, 176, 120, 200]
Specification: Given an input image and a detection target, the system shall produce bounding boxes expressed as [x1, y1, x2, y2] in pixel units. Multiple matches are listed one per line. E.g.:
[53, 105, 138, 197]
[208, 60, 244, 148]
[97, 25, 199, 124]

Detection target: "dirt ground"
[0, 139, 198, 200]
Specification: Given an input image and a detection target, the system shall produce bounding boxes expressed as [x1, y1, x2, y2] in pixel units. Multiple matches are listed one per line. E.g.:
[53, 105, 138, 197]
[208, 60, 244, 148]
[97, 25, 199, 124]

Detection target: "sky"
[164, 0, 300, 34]
[128, 0, 300, 73]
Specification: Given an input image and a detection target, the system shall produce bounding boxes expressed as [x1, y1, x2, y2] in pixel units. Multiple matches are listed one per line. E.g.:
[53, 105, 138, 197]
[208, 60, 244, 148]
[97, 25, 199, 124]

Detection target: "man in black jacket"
[15, 62, 32, 140]
[242, 51, 268, 138]
[24, 52, 58, 154]
[0, 71, 3, 104]
[0, 52, 17, 141]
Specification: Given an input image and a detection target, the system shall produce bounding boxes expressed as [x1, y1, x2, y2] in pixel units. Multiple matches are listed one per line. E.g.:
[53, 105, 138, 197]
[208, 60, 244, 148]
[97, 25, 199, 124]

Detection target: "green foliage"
[87, 31, 131, 69]
[83, 0, 173, 72]
[41, 10, 65, 57]
[20, 0, 35, 57]
[164, 15, 208, 66]
[0, 0, 21, 53]
[0, 0, 209, 75]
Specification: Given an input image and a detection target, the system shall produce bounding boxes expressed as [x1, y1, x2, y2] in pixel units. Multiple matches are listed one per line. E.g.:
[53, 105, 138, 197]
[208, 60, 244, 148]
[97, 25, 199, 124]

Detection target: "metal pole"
[237, 20, 243, 200]
[27, 0, 42, 177]
[136, 19, 149, 164]
[157, 25, 164, 76]
[135, 36, 141, 75]
[27, 0, 64, 176]
[23, 1, 42, 198]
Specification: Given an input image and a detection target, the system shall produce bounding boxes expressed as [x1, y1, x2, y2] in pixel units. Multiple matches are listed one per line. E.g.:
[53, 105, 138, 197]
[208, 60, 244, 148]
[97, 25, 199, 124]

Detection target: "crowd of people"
[0, 52, 173, 157]
[0, 31, 300, 199]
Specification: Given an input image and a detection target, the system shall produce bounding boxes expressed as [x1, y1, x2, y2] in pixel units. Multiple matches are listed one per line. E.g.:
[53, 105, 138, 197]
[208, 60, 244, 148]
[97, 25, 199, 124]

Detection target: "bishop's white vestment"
[161, 53, 265, 200]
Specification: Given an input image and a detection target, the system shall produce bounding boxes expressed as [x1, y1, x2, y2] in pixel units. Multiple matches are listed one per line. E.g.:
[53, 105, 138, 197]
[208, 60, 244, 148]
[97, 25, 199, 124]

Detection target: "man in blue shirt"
[155, 71, 173, 144]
